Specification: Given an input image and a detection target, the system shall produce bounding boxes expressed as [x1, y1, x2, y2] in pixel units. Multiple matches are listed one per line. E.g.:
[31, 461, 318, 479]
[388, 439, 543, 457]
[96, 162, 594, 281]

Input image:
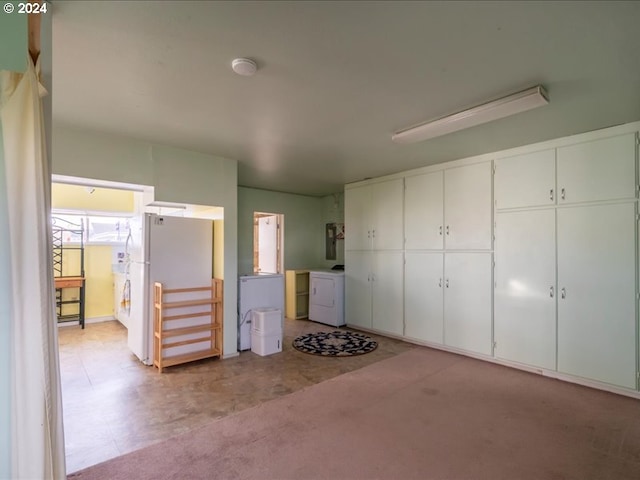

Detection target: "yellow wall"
[213, 219, 224, 279]
[58, 245, 114, 319]
[52, 183, 134, 212]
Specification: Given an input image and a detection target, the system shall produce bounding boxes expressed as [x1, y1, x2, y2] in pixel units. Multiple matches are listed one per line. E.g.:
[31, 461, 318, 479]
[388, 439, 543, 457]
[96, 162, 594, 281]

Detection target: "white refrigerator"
[238, 274, 284, 351]
[127, 213, 213, 365]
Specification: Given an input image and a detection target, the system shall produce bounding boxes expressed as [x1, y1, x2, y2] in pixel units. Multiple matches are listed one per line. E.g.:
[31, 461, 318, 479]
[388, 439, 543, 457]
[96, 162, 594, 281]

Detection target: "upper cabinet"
[557, 133, 636, 204]
[495, 149, 556, 209]
[404, 171, 444, 250]
[404, 162, 492, 251]
[345, 178, 404, 251]
[443, 162, 492, 250]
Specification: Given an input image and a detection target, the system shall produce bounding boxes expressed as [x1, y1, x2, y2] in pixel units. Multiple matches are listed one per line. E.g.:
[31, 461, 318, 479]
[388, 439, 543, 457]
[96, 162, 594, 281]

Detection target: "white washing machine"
[308, 270, 345, 327]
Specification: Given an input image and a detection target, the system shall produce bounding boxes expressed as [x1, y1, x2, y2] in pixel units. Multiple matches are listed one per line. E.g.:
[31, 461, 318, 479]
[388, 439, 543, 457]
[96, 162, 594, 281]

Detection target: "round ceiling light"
[231, 58, 258, 76]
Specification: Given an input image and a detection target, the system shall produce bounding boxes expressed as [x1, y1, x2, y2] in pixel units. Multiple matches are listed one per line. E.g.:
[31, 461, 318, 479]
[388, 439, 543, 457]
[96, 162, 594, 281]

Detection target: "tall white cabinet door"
[345, 185, 371, 251]
[404, 172, 444, 250]
[345, 251, 372, 329]
[371, 179, 404, 250]
[557, 203, 636, 389]
[494, 209, 556, 370]
[404, 252, 444, 344]
[444, 162, 492, 250]
[444, 253, 493, 355]
[557, 133, 636, 204]
[495, 149, 556, 209]
[372, 251, 404, 336]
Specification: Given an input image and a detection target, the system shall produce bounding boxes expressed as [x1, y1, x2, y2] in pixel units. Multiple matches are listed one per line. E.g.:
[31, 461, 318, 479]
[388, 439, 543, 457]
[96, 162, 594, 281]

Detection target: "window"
[52, 213, 132, 245]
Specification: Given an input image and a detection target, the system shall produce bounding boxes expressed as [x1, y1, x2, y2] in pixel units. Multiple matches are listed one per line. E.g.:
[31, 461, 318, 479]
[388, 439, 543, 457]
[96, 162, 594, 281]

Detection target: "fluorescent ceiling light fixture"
[392, 85, 549, 144]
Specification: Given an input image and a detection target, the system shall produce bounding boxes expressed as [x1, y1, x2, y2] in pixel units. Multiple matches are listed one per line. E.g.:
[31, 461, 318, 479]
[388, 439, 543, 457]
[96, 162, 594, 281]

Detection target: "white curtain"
[0, 57, 66, 478]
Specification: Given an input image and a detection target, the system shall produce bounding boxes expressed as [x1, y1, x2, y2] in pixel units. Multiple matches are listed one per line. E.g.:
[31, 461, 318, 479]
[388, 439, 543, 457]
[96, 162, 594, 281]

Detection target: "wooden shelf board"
[160, 349, 221, 368]
[159, 324, 221, 338]
[161, 298, 221, 309]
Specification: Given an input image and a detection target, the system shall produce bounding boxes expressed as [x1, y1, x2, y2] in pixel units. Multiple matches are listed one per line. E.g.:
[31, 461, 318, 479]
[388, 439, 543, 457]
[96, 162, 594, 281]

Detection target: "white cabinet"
[444, 162, 492, 250]
[404, 162, 492, 251]
[494, 209, 556, 370]
[404, 172, 444, 250]
[443, 253, 493, 356]
[404, 253, 443, 344]
[345, 251, 403, 336]
[557, 133, 636, 204]
[345, 251, 372, 329]
[557, 203, 636, 389]
[495, 149, 556, 209]
[371, 252, 404, 336]
[345, 179, 403, 251]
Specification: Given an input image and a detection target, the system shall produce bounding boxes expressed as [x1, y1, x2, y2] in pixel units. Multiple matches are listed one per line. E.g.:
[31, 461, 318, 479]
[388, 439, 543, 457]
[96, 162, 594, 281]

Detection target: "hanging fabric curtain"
[0, 55, 66, 478]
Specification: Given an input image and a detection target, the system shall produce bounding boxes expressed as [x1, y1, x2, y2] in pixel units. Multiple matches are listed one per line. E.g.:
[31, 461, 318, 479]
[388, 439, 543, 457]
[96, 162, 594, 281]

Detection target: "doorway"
[253, 212, 284, 274]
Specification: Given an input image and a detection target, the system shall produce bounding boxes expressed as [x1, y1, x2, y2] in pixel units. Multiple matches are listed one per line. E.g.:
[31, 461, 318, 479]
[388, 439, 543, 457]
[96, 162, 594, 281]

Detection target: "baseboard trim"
[223, 351, 240, 359]
[346, 323, 640, 401]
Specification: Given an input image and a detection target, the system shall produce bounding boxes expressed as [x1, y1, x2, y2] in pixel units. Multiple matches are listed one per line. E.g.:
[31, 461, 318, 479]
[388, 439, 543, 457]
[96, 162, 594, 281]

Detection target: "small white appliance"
[308, 270, 345, 327]
[238, 274, 285, 351]
[251, 308, 283, 356]
[127, 213, 213, 365]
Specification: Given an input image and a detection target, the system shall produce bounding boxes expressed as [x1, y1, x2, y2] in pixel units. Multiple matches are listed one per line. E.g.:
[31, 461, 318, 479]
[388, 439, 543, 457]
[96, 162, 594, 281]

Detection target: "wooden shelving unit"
[153, 279, 223, 373]
[52, 216, 86, 328]
[285, 270, 309, 319]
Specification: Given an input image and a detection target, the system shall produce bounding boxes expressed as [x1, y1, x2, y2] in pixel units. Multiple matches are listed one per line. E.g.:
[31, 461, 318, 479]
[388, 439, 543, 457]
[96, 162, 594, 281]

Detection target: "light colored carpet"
[68, 347, 640, 480]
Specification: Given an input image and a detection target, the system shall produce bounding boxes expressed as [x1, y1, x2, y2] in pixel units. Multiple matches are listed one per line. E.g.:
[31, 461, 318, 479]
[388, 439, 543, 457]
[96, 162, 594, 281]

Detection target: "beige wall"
[52, 183, 134, 213]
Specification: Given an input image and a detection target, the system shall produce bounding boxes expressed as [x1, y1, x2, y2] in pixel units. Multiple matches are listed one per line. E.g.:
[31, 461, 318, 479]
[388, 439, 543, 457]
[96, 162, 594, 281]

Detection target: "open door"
[253, 212, 283, 274]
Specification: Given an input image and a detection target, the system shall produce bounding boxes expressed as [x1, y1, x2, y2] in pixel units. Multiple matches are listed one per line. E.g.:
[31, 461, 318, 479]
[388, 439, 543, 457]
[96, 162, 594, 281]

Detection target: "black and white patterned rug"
[292, 331, 378, 357]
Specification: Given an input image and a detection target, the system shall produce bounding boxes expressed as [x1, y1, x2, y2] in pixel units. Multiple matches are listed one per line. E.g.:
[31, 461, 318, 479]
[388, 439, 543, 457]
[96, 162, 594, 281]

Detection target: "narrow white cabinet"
[345, 179, 404, 251]
[371, 251, 404, 336]
[404, 252, 443, 344]
[344, 185, 371, 251]
[371, 179, 404, 250]
[444, 162, 492, 250]
[557, 133, 636, 204]
[404, 172, 444, 250]
[495, 149, 556, 209]
[557, 203, 636, 389]
[494, 209, 556, 370]
[345, 251, 372, 329]
[443, 253, 493, 355]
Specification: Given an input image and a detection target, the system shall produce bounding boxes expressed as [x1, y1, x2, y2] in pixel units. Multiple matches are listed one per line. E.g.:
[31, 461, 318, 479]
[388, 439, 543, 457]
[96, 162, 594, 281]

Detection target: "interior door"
[557, 203, 636, 389]
[494, 209, 556, 369]
[404, 252, 443, 344]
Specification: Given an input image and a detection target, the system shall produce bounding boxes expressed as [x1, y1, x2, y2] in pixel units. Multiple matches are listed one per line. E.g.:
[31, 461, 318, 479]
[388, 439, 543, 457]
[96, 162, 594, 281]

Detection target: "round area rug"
[292, 331, 378, 357]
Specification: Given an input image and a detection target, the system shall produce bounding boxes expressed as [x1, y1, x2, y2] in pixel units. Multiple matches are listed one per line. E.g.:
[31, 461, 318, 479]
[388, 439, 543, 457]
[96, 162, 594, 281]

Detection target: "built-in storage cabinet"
[443, 253, 493, 356]
[285, 270, 309, 319]
[345, 251, 403, 336]
[494, 209, 557, 370]
[443, 162, 492, 250]
[345, 251, 372, 330]
[346, 124, 640, 395]
[557, 203, 636, 389]
[345, 179, 404, 251]
[404, 252, 444, 344]
[404, 162, 492, 250]
[495, 149, 556, 210]
[404, 172, 444, 250]
[557, 133, 636, 204]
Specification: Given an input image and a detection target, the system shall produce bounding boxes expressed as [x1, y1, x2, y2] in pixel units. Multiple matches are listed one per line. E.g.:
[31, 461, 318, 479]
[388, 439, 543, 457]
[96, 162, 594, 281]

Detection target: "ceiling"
[52, 1, 640, 196]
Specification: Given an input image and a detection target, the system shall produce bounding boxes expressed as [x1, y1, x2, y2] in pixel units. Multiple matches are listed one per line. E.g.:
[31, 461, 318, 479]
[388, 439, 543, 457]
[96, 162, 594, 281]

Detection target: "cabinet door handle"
[372, 229, 376, 238]
[549, 286, 554, 298]
[313, 287, 316, 295]
[550, 189, 554, 201]
[561, 188, 565, 200]
[367, 230, 371, 239]
[438, 278, 442, 288]
[445, 279, 449, 288]
[446, 225, 450, 236]
[561, 287, 566, 299]
[439, 225, 442, 236]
